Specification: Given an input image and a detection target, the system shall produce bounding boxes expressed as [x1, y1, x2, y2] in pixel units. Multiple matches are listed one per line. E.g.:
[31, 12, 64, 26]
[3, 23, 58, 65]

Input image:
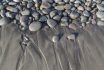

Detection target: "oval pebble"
[47, 19, 57, 28]
[21, 9, 30, 16]
[70, 11, 79, 19]
[0, 17, 10, 26]
[13, 0, 21, 2]
[69, 23, 77, 30]
[55, 5, 65, 10]
[6, 6, 18, 13]
[29, 21, 42, 31]
[20, 16, 29, 26]
[97, 4, 104, 11]
[52, 35, 59, 43]
[83, 10, 90, 17]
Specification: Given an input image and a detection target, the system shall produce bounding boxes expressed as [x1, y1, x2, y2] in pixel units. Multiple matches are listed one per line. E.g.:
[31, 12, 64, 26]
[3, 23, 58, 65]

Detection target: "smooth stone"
[64, 4, 71, 10]
[96, 11, 104, 18]
[13, 0, 21, 2]
[70, 11, 79, 19]
[50, 10, 57, 18]
[70, 0, 75, 2]
[52, 35, 59, 43]
[21, 9, 30, 16]
[55, 5, 65, 10]
[67, 34, 75, 40]
[6, 6, 18, 13]
[53, 15, 61, 21]
[20, 16, 29, 26]
[32, 11, 40, 20]
[47, 19, 57, 28]
[97, 21, 104, 26]
[27, 2, 33, 8]
[0, 17, 10, 26]
[64, 0, 69, 3]
[74, 0, 81, 4]
[5, 12, 14, 18]
[77, 6, 84, 11]
[42, 8, 51, 14]
[54, 0, 62, 3]
[101, 1, 104, 4]
[0, 10, 6, 17]
[101, 18, 104, 21]
[60, 21, 68, 26]
[40, 2, 51, 9]
[97, 4, 104, 11]
[0, 4, 4, 10]
[61, 17, 69, 22]
[8, 2, 17, 5]
[81, 16, 88, 22]
[39, 16, 47, 22]
[69, 23, 77, 30]
[93, 0, 102, 4]
[29, 21, 42, 31]
[83, 10, 90, 17]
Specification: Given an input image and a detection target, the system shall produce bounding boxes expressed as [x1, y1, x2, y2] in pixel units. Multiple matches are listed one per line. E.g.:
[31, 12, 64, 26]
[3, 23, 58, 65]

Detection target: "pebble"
[68, 23, 77, 30]
[60, 21, 69, 26]
[55, 5, 65, 10]
[53, 15, 61, 21]
[52, 35, 59, 43]
[93, 0, 102, 4]
[32, 11, 40, 20]
[0, 17, 10, 26]
[77, 6, 84, 11]
[70, 0, 75, 2]
[96, 11, 104, 18]
[13, 0, 21, 2]
[61, 17, 69, 22]
[97, 21, 104, 26]
[81, 16, 88, 22]
[50, 10, 57, 18]
[54, 0, 62, 3]
[97, 4, 104, 11]
[5, 12, 14, 18]
[70, 11, 79, 19]
[21, 9, 30, 16]
[67, 34, 75, 40]
[83, 10, 90, 17]
[6, 6, 18, 13]
[47, 19, 57, 28]
[29, 21, 42, 31]
[39, 16, 47, 22]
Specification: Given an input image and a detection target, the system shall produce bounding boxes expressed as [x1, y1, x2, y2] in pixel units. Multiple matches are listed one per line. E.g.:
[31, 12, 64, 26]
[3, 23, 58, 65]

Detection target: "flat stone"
[53, 15, 61, 21]
[96, 11, 104, 18]
[54, 0, 62, 3]
[81, 16, 88, 22]
[29, 21, 42, 31]
[50, 10, 57, 18]
[32, 11, 40, 20]
[69, 23, 77, 30]
[0, 17, 10, 26]
[83, 10, 90, 17]
[60, 21, 69, 26]
[6, 6, 18, 13]
[77, 6, 84, 11]
[39, 16, 47, 22]
[67, 34, 75, 40]
[13, 0, 21, 2]
[47, 19, 57, 28]
[97, 21, 104, 26]
[55, 5, 65, 10]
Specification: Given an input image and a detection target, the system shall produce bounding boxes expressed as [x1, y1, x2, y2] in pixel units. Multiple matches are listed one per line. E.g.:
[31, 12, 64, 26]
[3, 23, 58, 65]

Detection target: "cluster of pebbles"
[0, 0, 104, 42]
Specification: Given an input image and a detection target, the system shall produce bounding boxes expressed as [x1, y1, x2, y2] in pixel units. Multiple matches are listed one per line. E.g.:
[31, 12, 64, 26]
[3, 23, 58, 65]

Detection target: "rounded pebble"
[29, 21, 42, 31]
[96, 11, 104, 18]
[47, 19, 57, 28]
[67, 34, 75, 40]
[70, 11, 79, 19]
[52, 35, 59, 43]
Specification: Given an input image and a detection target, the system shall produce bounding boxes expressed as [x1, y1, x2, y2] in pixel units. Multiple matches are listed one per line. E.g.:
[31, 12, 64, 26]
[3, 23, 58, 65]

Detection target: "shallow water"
[0, 23, 104, 70]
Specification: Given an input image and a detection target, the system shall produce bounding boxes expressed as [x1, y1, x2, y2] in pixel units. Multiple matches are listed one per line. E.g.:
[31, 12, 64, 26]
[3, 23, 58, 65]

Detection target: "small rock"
[53, 15, 61, 21]
[61, 17, 69, 22]
[54, 0, 62, 3]
[50, 10, 57, 18]
[81, 16, 88, 22]
[13, 0, 21, 2]
[70, 0, 75, 2]
[67, 34, 75, 40]
[64, 4, 71, 10]
[55, 5, 65, 10]
[60, 21, 69, 26]
[97, 21, 104, 26]
[74, 0, 81, 4]
[20, 16, 29, 26]
[77, 6, 84, 11]
[40, 2, 51, 9]
[32, 11, 40, 20]
[0, 17, 10, 26]
[69, 23, 77, 30]
[83, 10, 90, 17]
[52, 35, 59, 43]
[29, 21, 42, 31]
[27, 2, 33, 8]
[97, 4, 104, 11]
[47, 19, 57, 28]
[96, 11, 104, 18]
[70, 11, 79, 19]
[5, 12, 14, 18]
[93, 0, 102, 4]
[21, 9, 30, 16]
[6, 6, 18, 13]
[8, 2, 17, 5]
[39, 16, 47, 22]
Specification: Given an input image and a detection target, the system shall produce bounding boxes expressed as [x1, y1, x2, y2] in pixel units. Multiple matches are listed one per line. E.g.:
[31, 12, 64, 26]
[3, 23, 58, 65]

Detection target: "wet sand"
[0, 23, 104, 70]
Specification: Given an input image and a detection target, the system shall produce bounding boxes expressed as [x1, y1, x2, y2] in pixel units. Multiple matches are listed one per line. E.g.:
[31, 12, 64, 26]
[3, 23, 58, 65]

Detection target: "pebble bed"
[0, 0, 104, 42]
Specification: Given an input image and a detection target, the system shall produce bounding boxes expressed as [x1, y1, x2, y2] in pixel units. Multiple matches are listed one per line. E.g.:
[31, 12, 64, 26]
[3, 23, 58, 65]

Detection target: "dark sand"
[0, 23, 104, 70]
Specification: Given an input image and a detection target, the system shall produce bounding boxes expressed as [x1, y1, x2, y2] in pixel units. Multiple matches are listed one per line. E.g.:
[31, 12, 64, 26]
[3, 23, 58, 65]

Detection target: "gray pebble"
[81, 16, 88, 22]
[0, 17, 10, 26]
[32, 11, 40, 20]
[61, 17, 69, 22]
[55, 5, 65, 10]
[83, 10, 90, 17]
[8, 2, 17, 5]
[6, 6, 18, 13]
[60, 21, 69, 26]
[13, 0, 21, 2]
[27, 2, 33, 8]
[70, 0, 75, 2]
[64, 4, 71, 10]
[47, 19, 57, 28]
[96, 11, 104, 18]
[39, 16, 47, 22]
[67, 34, 75, 40]
[77, 6, 84, 11]
[53, 15, 61, 21]
[97, 21, 104, 26]
[29, 21, 42, 31]
[70, 11, 79, 19]
[52, 35, 59, 43]
[50, 10, 57, 18]
[5, 12, 14, 18]
[21, 9, 30, 16]
[93, 0, 102, 4]
[54, 0, 62, 3]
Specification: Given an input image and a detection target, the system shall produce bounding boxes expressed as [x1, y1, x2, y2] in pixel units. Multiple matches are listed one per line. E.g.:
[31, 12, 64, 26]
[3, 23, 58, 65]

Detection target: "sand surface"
[0, 23, 104, 70]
